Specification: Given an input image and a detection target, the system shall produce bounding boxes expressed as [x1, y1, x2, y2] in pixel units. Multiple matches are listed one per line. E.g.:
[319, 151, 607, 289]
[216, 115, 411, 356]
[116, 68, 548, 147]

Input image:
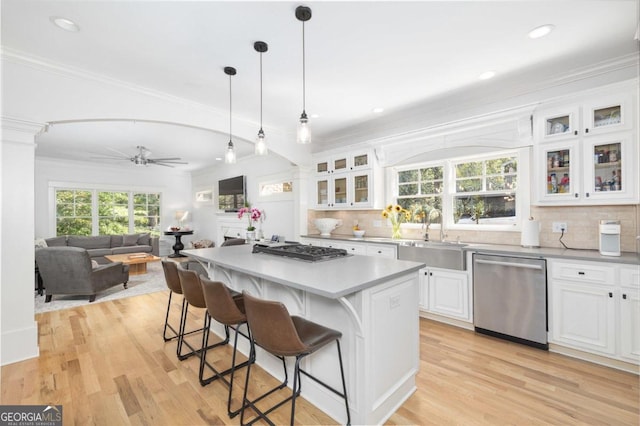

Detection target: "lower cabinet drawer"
[550, 260, 615, 286]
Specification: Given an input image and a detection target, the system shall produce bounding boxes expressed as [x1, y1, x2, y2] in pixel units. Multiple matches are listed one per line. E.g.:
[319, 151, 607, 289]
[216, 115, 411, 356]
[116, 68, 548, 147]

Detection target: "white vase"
[246, 231, 256, 242]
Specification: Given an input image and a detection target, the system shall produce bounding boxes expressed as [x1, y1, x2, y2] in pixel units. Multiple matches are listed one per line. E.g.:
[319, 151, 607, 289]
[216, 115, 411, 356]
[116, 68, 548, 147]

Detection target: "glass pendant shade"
[297, 112, 311, 144]
[225, 140, 236, 164]
[255, 129, 268, 155]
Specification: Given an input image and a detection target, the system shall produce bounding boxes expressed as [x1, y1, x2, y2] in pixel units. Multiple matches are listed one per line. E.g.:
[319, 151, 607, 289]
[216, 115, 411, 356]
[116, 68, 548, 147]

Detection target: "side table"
[163, 230, 194, 258]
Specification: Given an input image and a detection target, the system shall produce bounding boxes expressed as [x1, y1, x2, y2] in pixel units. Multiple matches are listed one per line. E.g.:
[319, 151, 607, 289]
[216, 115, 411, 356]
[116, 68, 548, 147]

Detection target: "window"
[98, 191, 129, 235]
[393, 149, 524, 230]
[396, 166, 443, 224]
[134, 192, 161, 234]
[453, 156, 517, 225]
[55, 189, 93, 236]
[54, 187, 161, 236]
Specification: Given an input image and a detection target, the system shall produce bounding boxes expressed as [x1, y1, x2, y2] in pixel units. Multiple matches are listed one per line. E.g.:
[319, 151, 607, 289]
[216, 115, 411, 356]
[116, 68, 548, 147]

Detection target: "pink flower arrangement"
[237, 207, 263, 231]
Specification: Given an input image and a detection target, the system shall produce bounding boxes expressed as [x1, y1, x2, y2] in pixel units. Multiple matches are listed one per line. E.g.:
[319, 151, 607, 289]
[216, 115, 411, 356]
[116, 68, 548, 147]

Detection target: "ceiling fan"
[93, 145, 188, 168]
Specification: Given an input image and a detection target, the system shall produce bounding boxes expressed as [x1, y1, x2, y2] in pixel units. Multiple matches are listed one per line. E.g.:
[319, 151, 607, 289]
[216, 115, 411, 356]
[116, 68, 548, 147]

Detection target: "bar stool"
[199, 277, 253, 417]
[240, 291, 350, 426]
[176, 267, 230, 361]
[161, 260, 205, 343]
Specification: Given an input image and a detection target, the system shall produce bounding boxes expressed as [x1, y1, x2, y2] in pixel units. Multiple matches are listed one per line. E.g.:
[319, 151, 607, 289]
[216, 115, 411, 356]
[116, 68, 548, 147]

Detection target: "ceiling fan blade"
[147, 159, 188, 165]
[148, 157, 183, 161]
[105, 147, 133, 158]
[90, 155, 131, 161]
[152, 162, 175, 168]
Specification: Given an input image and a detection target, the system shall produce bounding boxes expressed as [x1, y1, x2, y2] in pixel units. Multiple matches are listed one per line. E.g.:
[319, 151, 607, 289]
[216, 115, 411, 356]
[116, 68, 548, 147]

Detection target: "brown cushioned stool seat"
[240, 291, 350, 426]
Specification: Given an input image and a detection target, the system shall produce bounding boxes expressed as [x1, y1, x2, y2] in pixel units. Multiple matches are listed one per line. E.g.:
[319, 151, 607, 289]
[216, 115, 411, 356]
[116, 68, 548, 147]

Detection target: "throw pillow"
[123, 234, 139, 247]
[91, 260, 99, 269]
[137, 233, 151, 246]
[34, 238, 48, 248]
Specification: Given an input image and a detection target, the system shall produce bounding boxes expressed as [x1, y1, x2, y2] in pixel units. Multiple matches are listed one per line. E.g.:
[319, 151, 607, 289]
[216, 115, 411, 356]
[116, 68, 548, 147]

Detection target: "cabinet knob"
[377, 250, 382, 254]
[623, 294, 627, 300]
[574, 130, 578, 136]
[578, 271, 585, 275]
[429, 272, 433, 276]
[585, 128, 589, 134]
[424, 271, 428, 276]
[608, 292, 613, 298]
[585, 192, 590, 197]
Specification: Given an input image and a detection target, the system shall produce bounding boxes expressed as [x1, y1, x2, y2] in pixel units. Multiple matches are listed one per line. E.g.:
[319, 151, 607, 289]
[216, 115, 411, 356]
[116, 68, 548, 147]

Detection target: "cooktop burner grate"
[252, 243, 348, 262]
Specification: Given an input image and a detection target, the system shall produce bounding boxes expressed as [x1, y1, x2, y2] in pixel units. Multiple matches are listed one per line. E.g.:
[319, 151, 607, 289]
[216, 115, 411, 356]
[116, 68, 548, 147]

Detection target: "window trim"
[390, 147, 530, 232]
[49, 181, 163, 236]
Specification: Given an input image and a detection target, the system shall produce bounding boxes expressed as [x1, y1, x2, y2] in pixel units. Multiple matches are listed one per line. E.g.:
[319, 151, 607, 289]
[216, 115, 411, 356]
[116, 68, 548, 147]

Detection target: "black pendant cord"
[301, 20, 306, 114]
[229, 72, 232, 144]
[259, 50, 263, 131]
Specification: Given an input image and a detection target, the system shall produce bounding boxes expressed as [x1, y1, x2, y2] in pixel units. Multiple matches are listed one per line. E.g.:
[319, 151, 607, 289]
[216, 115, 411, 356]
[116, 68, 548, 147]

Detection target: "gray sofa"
[35, 246, 130, 302]
[45, 233, 159, 264]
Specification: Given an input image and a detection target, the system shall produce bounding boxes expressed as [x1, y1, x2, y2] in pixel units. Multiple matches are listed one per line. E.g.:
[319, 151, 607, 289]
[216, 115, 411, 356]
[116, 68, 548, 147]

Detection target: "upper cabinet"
[533, 83, 638, 206]
[312, 149, 383, 209]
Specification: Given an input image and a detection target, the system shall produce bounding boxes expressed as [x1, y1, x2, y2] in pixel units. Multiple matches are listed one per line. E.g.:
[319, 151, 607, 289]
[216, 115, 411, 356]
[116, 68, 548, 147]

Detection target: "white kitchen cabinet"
[419, 267, 470, 322]
[300, 238, 396, 259]
[312, 150, 383, 210]
[533, 84, 638, 205]
[620, 266, 640, 362]
[548, 259, 639, 364]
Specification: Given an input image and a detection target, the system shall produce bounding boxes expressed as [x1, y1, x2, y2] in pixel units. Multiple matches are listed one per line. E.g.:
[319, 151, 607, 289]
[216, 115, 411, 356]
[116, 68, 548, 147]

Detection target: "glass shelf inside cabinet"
[593, 105, 621, 129]
[593, 142, 622, 192]
[546, 149, 571, 194]
[545, 115, 571, 137]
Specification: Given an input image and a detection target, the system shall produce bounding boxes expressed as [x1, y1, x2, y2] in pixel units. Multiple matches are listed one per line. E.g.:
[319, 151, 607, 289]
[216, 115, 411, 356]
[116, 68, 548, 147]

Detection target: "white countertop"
[182, 245, 425, 299]
[300, 234, 640, 265]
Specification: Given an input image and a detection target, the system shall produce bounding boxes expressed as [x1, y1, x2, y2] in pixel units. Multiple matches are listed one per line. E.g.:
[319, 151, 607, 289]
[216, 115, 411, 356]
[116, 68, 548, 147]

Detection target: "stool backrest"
[177, 267, 206, 309]
[161, 260, 182, 294]
[221, 238, 245, 247]
[242, 291, 307, 356]
[200, 276, 246, 325]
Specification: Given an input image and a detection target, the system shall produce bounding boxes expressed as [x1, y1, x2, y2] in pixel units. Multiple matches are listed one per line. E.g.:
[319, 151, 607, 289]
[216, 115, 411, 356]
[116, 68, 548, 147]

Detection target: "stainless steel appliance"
[252, 243, 348, 262]
[473, 253, 548, 349]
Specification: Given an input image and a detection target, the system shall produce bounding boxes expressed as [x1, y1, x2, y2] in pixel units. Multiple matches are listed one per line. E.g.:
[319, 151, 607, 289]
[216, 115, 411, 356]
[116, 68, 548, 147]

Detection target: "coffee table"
[105, 253, 161, 275]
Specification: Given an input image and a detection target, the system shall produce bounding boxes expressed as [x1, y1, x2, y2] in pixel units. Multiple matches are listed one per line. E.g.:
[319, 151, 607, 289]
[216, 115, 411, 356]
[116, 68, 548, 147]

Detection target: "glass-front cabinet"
[314, 172, 373, 208]
[534, 83, 638, 206]
[314, 150, 372, 174]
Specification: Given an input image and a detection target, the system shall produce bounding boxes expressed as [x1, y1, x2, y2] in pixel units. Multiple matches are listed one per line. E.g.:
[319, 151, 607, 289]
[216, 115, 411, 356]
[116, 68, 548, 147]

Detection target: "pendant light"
[295, 5, 312, 144]
[254, 41, 268, 156]
[224, 66, 237, 164]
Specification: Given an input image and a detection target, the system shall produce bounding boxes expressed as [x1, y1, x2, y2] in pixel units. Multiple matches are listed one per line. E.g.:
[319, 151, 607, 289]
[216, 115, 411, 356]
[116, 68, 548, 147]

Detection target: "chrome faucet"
[440, 225, 446, 243]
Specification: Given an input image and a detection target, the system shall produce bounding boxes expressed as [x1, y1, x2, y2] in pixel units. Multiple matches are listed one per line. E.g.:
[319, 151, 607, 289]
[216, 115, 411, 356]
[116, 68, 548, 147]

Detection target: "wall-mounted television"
[218, 175, 246, 212]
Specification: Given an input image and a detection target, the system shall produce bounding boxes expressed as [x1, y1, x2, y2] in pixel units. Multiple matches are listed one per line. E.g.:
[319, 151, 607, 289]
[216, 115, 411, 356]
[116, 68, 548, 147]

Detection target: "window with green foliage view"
[55, 188, 161, 236]
[397, 166, 443, 225]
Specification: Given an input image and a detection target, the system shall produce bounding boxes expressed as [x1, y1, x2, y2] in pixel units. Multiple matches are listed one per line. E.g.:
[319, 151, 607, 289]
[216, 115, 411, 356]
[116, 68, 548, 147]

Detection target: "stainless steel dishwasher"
[473, 253, 548, 349]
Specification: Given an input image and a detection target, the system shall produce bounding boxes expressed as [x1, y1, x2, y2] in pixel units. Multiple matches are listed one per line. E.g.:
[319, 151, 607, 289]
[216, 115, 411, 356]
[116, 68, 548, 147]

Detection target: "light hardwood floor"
[1, 290, 638, 425]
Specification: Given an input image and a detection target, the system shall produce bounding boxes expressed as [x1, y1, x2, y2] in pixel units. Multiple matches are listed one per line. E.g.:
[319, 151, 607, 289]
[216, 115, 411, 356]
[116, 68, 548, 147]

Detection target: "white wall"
[1, 119, 43, 366]
[191, 154, 298, 243]
[35, 157, 194, 249]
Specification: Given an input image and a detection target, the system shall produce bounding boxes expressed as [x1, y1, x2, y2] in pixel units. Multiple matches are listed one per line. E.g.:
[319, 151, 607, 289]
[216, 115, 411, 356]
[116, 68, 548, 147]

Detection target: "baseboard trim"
[1, 321, 39, 366]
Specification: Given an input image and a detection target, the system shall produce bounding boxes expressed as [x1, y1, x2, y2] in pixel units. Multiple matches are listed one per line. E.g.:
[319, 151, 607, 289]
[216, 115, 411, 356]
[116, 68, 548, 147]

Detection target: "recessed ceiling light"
[372, 107, 384, 114]
[528, 24, 555, 39]
[478, 70, 496, 80]
[50, 16, 80, 32]
[310, 113, 320, 119]
[215, 157, 222, 161]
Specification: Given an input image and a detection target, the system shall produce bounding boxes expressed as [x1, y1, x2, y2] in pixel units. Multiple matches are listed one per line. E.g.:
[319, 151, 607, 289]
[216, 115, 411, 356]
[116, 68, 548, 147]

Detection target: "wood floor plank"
[2, 290, 638, 425]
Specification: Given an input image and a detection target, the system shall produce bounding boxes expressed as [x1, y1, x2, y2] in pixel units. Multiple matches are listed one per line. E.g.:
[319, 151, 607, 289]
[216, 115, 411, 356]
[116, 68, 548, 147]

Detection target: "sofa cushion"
[110, 235, 123, 248]
[137, 233, 151, 246]
[45, 236, 67, 247]
[86, 248, 112, 258]
[123, 234, 139, 247]
[111, 245, 152, 255]
[68, 235, 111, 249]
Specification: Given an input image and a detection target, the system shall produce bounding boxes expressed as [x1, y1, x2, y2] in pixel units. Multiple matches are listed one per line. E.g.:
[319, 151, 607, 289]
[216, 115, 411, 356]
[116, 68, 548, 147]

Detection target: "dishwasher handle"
[474, 258, 544, 270]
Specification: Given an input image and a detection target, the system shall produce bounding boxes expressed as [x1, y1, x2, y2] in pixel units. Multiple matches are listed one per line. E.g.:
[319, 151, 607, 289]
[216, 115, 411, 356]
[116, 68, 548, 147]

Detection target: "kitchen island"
[182, 244, 425, 425]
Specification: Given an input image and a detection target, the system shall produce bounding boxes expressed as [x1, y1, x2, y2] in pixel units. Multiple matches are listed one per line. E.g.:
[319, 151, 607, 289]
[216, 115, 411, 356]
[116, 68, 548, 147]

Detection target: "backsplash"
[308, 204, 640, 253]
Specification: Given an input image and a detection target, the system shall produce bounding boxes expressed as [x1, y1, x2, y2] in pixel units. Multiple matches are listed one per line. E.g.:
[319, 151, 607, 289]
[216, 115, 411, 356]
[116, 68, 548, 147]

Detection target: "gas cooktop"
[252, 243, 349, 262]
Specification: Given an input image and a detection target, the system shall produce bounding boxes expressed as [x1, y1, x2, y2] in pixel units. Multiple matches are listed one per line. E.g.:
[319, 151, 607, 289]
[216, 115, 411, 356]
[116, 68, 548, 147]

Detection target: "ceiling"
[2, 1, 638, 171]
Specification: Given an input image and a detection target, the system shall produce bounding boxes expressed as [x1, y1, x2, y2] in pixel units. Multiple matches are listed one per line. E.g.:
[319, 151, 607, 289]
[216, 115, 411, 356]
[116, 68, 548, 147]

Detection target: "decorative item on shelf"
[238, 204, 264, 241]
[352, 224, 365, 238]
[381, 204, 411, 239]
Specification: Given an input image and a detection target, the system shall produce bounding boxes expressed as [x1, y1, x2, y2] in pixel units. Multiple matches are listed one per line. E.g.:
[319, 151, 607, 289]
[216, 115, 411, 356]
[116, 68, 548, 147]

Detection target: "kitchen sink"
[397, 241, 467, 270]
